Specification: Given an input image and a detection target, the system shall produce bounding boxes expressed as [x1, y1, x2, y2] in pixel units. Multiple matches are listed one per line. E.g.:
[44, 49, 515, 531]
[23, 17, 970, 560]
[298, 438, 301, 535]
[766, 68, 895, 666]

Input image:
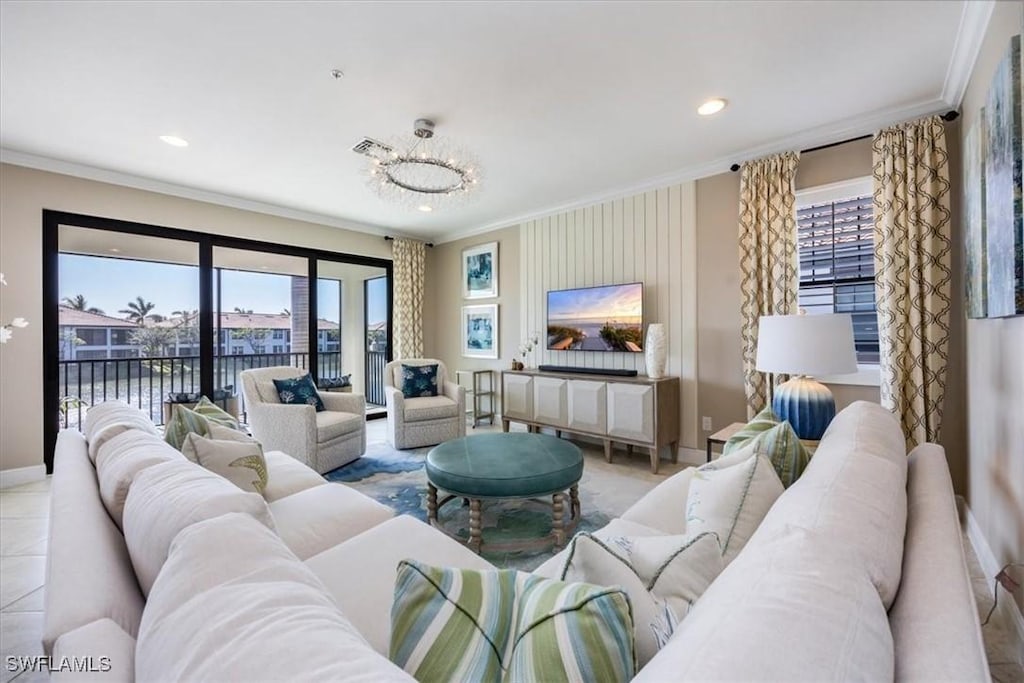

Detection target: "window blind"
[796, 194, 879, 364]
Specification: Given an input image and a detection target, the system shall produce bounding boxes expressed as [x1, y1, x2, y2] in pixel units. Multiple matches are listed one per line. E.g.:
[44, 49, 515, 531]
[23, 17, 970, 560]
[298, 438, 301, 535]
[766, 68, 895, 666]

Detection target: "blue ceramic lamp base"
[771, 376, 835, 440]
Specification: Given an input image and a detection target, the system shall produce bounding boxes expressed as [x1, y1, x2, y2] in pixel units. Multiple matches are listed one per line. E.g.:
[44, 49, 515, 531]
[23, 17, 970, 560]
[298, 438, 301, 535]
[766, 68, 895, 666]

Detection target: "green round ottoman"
[426, 433, 583, 552]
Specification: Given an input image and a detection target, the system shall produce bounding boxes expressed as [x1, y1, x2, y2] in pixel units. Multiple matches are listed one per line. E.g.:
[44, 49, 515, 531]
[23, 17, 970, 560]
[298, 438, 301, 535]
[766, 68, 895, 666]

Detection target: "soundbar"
[537, 365, 639, 377]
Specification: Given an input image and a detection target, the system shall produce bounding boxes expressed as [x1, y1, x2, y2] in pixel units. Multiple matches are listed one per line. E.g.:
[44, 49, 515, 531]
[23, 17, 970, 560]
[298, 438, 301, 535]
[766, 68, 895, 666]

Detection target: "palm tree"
[119, 296, 156, 324]
[61, 294, 104, 315]
[233, 307, 254, 314]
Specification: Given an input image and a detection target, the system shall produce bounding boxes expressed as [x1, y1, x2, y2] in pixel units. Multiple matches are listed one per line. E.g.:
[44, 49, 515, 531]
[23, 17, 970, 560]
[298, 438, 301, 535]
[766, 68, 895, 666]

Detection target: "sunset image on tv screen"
[547, 283, 643, 352]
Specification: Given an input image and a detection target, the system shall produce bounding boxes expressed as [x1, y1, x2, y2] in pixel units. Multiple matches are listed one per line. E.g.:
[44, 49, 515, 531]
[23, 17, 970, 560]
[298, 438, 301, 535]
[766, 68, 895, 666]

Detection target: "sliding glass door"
[43, 211, 393, 472]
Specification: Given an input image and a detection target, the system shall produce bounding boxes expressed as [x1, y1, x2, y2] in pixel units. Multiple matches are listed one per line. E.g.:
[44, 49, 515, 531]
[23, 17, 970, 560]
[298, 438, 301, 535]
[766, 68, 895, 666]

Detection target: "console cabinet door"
[607, 383, 654, 443]
[533, 376, 569, 428]
[568, 380, 607, 434]
[503, 374, 534, 421]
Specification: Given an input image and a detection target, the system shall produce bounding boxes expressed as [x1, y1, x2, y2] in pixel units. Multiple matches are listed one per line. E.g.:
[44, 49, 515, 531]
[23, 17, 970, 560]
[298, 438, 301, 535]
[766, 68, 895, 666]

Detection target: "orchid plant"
[517, 331, 541, 365]
[0, 273, 29, 344]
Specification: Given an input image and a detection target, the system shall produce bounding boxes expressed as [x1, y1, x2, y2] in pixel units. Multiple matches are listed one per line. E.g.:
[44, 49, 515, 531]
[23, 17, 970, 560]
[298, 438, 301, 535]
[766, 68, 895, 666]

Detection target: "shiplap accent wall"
[519, 181, 699, 450]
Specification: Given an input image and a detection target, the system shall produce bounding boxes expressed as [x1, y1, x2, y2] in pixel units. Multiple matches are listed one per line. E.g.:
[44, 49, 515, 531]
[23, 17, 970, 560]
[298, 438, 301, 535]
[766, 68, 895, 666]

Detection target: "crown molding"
[941, 0, 995, 107]
[0, 148, 397, 238]
[433, 97, 952, 244]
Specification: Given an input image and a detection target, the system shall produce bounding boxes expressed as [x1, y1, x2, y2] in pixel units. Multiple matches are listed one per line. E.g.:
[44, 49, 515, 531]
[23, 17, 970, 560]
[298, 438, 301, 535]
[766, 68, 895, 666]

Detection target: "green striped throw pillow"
[164, 397, 239, 451]
[749, 420, 811, 488]
[722, 406, 778, 454]
[390, 560, 635, 683]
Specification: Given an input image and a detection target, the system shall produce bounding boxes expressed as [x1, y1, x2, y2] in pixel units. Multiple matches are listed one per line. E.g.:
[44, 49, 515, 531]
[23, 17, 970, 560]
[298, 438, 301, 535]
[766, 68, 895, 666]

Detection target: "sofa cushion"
[43, 430, 145, 655]
[122, 459, 276, 596]
[51, 618, 134, 683]
[262, 450, 326, 502]
[95, 429, 184, 529]
[268, 483, 394, 560]
[685, 444, 783, 564]
[182, 431, 268, 494]
[304, 515, 494, 655]
[633, 528, 894, 682]
[273, 373, 326, 411]
[751, 400, 908, 608]
[137, 513, 413, 682]
[390, 560, 635, 682]
[748, 420, 812, 488]
[403, 395, 459, 422]
[533, 516, 670, 579]
[619, 468, 697, 535]
[84, 401, 160, 464]
[400, 363, 439, 398]
[558, 531, 723, 667]
[315, 410, 363, 442]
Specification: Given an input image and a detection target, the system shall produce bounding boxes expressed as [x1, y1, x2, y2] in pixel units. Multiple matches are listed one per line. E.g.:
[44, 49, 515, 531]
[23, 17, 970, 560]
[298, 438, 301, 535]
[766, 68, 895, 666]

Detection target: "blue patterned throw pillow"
[272, 374, 325, 412]
[401, 364, 439, 398]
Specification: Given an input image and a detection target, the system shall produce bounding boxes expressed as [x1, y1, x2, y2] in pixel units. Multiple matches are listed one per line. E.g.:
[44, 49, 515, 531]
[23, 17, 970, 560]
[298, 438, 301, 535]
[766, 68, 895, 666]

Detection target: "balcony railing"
[57, 350, 386, 430]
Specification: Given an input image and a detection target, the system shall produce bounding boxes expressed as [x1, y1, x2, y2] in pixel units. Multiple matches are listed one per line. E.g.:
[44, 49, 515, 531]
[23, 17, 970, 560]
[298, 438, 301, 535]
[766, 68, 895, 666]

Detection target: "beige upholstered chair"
[240, 366, 366, 474]
[383, 359, 465, 449]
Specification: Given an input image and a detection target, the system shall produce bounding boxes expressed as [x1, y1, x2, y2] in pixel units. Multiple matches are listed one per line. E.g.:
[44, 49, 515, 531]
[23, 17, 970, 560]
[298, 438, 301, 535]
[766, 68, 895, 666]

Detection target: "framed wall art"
[462, 304, 498, 358]
[462, 241, 498, 299]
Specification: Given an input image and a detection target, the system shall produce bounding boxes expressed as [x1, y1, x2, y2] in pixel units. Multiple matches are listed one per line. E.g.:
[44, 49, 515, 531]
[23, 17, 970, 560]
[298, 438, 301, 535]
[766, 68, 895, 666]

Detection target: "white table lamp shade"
[756, 314, 857, 377]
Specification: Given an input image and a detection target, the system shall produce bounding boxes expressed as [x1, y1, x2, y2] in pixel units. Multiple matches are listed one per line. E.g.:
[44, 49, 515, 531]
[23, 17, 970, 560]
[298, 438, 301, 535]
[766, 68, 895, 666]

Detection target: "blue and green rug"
[325, 440, 611, 571]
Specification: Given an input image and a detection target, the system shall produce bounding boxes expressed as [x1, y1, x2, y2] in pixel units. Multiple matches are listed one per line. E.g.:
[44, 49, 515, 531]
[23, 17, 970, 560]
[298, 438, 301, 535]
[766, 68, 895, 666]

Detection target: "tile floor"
[1, 424, 1021, 681]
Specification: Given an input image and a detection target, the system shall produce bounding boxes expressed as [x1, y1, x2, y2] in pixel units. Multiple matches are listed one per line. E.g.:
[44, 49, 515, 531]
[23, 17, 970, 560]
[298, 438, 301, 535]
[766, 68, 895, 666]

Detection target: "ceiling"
[0, 1, 983, 243]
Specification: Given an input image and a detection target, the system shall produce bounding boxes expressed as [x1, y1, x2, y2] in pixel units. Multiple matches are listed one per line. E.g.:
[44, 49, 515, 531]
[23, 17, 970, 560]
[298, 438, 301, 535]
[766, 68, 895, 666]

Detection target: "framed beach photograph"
[462, 304, 499, 358]
[463, 241, 499, 299]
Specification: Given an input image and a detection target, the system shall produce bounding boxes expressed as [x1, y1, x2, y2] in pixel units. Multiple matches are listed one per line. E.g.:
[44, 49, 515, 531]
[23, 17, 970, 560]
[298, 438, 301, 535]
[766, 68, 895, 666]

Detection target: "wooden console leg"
[502, 419, 510, 433]
[552, 492, 565, 546]
[603, 439, 613, 463]
[626, 444, 634, 457]
[556, 429, 562, 439]
[469, 499, 482, 552]
[427, 483, 438, 525]
[670, 440, 679, 463]
[649, 446, 659, 474]
[570, 484, 580, 520]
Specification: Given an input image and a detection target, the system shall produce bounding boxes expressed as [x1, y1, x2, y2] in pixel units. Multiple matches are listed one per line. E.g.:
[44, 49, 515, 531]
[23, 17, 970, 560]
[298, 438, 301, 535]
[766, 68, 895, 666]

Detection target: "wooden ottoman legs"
[552, 492, 565, 546]
[468, 499, 482, 552]
[427, 483, 438, 525]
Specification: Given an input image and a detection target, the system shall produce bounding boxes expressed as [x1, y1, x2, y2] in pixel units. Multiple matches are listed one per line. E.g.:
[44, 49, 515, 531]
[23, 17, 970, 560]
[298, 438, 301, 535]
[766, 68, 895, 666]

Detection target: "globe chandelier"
[365, 119, 481, 212]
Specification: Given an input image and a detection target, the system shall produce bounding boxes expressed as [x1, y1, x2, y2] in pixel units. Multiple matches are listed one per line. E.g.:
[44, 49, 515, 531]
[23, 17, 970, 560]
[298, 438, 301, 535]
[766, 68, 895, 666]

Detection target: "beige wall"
[959, 4, 1024, 612]
[0, 163, 392, 473]
[425, 225, 520, 416]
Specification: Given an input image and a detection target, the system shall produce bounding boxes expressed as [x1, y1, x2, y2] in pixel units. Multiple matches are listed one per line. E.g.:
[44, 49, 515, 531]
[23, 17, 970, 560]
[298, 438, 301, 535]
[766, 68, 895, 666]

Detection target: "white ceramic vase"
[645, 323, 666, 378]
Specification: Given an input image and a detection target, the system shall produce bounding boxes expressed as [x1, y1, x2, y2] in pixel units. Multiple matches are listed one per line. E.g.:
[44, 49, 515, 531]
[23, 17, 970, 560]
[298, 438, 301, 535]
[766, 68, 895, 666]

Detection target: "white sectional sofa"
[44, 401, 988, 681]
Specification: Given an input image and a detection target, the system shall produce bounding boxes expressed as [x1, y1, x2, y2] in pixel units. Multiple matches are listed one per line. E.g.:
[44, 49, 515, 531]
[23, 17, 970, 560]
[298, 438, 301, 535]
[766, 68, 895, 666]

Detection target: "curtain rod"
[384, 236, 434, 248]
[728, 110, 960, 172]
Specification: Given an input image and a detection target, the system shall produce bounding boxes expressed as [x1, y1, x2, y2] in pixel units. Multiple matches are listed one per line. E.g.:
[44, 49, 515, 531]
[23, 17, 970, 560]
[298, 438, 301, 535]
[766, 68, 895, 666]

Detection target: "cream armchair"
[240, 366, 366, 474]
[384, 359, 465, 449]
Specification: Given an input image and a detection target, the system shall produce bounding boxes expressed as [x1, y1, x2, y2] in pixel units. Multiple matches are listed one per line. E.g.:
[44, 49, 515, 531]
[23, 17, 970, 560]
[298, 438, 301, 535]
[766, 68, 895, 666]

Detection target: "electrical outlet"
[702, 416, 713, 431]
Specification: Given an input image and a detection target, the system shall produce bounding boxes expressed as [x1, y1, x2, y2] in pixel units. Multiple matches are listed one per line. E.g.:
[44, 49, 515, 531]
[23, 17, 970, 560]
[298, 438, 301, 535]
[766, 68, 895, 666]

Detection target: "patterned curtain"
[738, 151, 801, 418]
[392, 238, 425, 360]
[872, 115, 952, 445]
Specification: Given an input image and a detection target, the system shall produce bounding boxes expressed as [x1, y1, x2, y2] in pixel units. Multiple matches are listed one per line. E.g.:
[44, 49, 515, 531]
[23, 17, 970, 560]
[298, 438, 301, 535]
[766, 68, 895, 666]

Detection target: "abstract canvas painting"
[983, 34, 1023, 317]
[964, 112, 988, 318]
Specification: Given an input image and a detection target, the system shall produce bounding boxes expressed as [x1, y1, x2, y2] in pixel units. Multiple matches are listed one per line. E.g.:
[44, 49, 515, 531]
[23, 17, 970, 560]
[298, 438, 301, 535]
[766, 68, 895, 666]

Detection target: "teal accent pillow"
[390, 560, 635, 682]
[723, 406, 779, 454]
[272, 374, 325, 412]
[401, 364, 439, 398]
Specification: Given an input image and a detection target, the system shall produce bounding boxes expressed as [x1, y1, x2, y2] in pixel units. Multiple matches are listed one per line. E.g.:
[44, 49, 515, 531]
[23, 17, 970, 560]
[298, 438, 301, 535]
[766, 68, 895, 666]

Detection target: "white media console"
[501, 368, 680, 473]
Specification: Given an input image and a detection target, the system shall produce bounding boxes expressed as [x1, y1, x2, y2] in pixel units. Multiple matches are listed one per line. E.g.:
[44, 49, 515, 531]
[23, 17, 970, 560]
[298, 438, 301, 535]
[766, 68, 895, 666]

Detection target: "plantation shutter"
[796, 194, 879, 363]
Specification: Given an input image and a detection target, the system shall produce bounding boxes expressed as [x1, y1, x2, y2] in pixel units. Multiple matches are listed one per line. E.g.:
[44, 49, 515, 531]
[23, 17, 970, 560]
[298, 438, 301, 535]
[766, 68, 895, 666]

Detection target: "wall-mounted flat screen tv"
[547, 282, 644, 352]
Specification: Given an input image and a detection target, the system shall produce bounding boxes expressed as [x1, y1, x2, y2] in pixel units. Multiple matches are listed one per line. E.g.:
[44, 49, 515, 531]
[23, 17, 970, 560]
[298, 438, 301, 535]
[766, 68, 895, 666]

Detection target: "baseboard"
[960, 495, 1024, 646]
[0, 465, 47, 490]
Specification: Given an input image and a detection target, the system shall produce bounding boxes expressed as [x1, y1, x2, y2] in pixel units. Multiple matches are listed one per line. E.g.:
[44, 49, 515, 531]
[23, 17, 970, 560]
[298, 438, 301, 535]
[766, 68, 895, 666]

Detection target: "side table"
[455, 369, 495, 428]
[706, 422, 746, 462]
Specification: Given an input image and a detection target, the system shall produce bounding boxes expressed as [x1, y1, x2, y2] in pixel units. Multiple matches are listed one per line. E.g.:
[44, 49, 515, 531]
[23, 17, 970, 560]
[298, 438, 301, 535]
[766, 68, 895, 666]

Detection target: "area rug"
[325, 440, 612, 571]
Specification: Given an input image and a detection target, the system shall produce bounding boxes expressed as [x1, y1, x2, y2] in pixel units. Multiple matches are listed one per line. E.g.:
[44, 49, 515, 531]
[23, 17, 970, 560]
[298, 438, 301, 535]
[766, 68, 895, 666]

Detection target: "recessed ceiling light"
[418, 205, 433, 212]
[109, 248, 121, 253]
[697, 98, 728, 116]
[159, 135, 189, 147]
